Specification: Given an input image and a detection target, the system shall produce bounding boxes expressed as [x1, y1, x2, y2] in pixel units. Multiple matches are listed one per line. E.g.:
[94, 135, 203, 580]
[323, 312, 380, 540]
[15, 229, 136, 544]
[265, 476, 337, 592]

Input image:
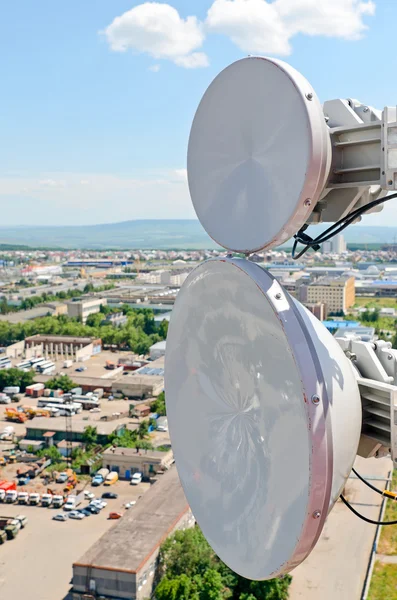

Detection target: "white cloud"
[103, 2, 208, 68]
[276, 0, 376, 40]
[172, 168, 188, 181]
[0, 172, 194, 225]
[206, 0, 375, 55]
[148, 64, 161, 72]
[103, 1, 375, 66]
[38, 178, 66, 188]
[207, 0, 291, 55]
[174, 52, 209, 68]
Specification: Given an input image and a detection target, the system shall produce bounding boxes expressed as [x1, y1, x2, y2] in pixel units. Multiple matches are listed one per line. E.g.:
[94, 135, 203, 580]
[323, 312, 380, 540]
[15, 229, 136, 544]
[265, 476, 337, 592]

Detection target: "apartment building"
[306, 276, 355, 314]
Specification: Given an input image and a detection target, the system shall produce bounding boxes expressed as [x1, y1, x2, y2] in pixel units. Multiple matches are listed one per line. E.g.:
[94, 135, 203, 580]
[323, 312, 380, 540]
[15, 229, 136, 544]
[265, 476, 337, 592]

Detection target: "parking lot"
[0, 479, 150, 600]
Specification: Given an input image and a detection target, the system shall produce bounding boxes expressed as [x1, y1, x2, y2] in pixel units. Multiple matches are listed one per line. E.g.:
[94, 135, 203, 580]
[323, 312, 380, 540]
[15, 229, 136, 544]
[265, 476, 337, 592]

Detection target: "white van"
[64, 497, 76, 511]
[130, 472, 143, 485]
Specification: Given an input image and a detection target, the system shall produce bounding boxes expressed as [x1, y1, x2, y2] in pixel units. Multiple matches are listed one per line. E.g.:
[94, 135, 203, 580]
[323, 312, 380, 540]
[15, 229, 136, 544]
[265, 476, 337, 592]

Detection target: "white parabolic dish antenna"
[165, 258, 361, 580]
[187, 57, 331, 253]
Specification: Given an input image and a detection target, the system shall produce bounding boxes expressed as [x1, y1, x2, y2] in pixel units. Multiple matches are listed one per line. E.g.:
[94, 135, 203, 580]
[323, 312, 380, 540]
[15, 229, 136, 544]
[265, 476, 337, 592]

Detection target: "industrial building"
[355, 279, 397, 297]
[102, 312, 127, 327]
[67, 297, 107, 324]
[0, 301, 67, 324]
[306, 276, 355, 314]
[102, 447, 174, 479]
[150, 341, 166, 360]
[111, 374, 163, 399]
[72, 467, 193, 600]
[24, 334, 102, 361]
[25, 416, 127, 445]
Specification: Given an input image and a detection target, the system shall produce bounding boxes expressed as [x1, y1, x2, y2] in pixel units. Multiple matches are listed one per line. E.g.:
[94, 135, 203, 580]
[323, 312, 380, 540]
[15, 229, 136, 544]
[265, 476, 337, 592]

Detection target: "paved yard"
[0, 479, 150, 600]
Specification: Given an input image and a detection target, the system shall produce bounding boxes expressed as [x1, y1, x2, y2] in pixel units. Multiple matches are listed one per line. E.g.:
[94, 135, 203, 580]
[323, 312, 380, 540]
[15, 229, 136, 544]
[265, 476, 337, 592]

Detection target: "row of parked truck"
[0, 489, 67, 508]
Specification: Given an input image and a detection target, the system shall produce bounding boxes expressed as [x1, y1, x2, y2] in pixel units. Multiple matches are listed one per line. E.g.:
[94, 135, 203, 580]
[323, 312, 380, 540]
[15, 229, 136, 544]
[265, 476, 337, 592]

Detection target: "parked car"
[89, 407, 101, 413]
[75, 366, 87, 372]
[157, 425, 168, 432]
[130, 472, 143, 485]
[69, 511, 85, 520]
[102, 492, 118, 499]
[53, 513, 68, 522]
[124, 501, 136, 509]
[90, 500, 107, 509]
[84, 490, 96, 500]
[56, 472, 69, 484]
[86, 505, 100, 515]
[78, 508, 92, 517]
[108, 512, 123, 520]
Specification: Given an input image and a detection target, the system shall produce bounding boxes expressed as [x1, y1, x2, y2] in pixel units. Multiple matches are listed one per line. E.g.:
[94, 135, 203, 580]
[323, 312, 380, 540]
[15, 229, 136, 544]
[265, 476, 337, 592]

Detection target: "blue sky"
[1, 0, 396, 226]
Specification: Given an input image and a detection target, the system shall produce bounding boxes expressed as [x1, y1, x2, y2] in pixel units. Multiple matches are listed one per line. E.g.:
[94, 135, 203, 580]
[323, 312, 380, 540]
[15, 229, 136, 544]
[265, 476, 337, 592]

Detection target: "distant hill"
[0, 220, 396, 250]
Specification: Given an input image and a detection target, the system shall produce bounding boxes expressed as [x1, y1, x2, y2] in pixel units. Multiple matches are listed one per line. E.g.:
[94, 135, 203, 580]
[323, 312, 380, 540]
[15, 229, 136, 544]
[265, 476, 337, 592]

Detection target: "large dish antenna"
[165, 258, 361, 579]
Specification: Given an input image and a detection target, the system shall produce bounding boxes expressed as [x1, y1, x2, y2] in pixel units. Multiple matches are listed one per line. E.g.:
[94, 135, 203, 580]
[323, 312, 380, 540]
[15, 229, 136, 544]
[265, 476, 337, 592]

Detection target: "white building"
[150, 341, 166, 360]
[67, 297, 107, 324]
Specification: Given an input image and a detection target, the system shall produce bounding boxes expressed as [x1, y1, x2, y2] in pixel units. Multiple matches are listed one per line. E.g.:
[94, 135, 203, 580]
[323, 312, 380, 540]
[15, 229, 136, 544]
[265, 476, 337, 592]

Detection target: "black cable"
[351, 467, 385, 496]
[291, 192, 397, 260]
[340, 494, 397, 525]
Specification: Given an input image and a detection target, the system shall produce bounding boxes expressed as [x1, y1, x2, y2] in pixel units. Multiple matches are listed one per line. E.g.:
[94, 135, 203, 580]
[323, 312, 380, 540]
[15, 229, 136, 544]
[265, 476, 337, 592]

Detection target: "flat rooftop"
[26, 334, 97, 344]
[34, 374, 114, 389]
[74, 466, 188, 573]
[26, 416, 128, 435]
[103, 447, 172, 460]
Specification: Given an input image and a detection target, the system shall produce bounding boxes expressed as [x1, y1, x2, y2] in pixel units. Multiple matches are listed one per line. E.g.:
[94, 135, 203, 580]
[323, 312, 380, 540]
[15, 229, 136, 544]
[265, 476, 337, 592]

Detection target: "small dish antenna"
[188, 57, 397, 253]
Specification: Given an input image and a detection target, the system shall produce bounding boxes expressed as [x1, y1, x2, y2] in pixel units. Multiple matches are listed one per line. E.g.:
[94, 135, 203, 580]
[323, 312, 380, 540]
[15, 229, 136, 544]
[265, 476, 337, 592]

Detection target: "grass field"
[354, 297, 397, 309]
[368, 562, 397, 599]
[378, 471, 397, 555]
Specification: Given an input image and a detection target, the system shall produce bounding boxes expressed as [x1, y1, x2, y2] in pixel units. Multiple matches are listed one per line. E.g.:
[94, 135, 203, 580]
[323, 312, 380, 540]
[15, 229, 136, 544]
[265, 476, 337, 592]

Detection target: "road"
[289, 456, 392, 600]
[0, 479, 150, 600]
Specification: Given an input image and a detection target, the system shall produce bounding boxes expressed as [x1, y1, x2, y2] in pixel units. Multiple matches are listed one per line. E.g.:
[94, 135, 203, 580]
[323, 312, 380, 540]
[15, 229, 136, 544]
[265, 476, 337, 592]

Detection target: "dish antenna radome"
[165, 57, 397, 580]
[187, 56, 397, 253]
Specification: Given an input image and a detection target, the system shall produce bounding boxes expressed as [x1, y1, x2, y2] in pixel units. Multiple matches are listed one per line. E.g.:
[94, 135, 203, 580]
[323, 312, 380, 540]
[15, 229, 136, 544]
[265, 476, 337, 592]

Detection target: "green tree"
[37, 445, 63, 463]
[137, 420, 149, 439]
[156, 574, 197, 600]
[82, 426, 98, 449]
[159, 319, 169, 340]
[156, 527, 292, 600]
[0, 367, 35, 392]
[46, 374, 76, 392]
[0, 298, 10, 315]
[152, 391, 166, 416]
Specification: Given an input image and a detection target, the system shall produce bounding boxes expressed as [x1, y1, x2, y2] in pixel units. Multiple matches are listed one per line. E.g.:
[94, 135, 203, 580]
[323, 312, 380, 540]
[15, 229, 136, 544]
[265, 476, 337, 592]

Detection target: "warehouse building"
[149, 340, 166, 360]
[25, 334, 102, 361]
[25, 417, 127, 445]
[112, 374, 163, 399]
[72, 467, 193, 600]
[103, 446, 174, 480]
